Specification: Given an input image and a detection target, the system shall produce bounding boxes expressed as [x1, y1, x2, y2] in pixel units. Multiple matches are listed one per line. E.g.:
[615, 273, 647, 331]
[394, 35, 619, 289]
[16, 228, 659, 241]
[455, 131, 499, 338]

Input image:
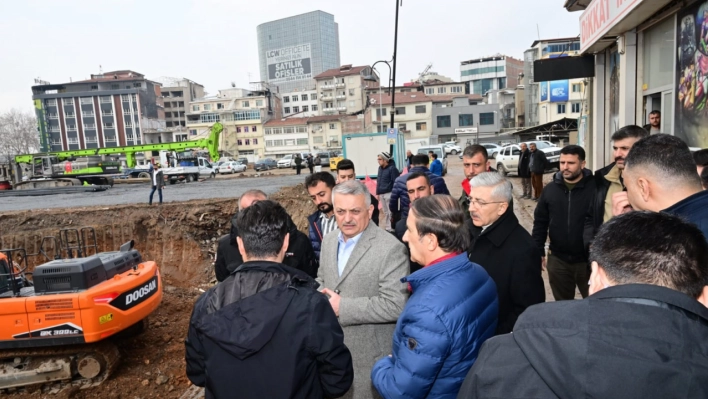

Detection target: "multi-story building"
[370, 92, 433, 138]
[460, 55, 524, 96]
[281, 89, 319, 117]
[422, 81, 467, 97]
[307, 115, 344, 151]
[186, 87, 279, 161]
[485, 89, 519, 129]
[314, 65, 378, 115]
[263, 117, 311, 158]
[158, 78, 205, 130]
[432, 96, 500, 143]
[31, 70, 164, 152]
[257, 11, 341, 95]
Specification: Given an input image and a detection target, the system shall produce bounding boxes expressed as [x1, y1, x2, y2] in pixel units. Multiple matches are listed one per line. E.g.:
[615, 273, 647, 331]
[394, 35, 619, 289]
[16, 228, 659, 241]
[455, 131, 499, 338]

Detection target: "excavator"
[11, 122, 222, 190]
[0, 228, 162, 391]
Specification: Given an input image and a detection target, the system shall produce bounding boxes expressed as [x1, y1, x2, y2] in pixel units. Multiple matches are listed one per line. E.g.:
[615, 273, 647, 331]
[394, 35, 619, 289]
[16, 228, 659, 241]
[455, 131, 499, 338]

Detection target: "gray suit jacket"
[317, 221, 409, 399]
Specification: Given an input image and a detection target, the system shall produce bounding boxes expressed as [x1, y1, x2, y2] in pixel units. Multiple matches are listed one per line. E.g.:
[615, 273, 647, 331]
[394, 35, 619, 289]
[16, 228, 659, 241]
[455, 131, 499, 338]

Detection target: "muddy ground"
[0, 183, 314, 399]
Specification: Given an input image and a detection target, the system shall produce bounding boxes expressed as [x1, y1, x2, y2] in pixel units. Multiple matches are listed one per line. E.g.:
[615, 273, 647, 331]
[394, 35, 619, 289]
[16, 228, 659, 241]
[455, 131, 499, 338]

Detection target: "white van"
[417, 145, 448, 175]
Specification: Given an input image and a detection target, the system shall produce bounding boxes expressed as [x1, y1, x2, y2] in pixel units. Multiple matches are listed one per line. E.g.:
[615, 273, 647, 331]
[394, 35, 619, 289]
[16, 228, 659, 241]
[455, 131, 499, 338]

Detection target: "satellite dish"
[370, 98, 377, 105]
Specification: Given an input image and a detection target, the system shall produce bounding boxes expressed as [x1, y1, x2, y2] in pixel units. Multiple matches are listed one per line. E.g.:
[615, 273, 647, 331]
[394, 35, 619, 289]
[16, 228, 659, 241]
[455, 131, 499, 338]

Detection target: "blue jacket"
[377, 160, 400, 195]
[389, 166, 450, 217]
[664, 189, 708, 240]
[307, 211, 324, 264]
[371, 253, 498, 399]
[430, 159, 443, 176]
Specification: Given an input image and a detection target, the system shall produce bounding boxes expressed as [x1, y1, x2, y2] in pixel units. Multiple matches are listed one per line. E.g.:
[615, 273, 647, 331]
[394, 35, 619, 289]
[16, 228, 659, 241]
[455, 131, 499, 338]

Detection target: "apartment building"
[307, 115, 343, 151]
[263, 117, 311, 158]
[281, 89, 319, 117]
[422, 81, 467, 97]
[432, 96, 500, 143]
[314, 65, 378, 115]
[31, 70, 164, 152]
[186, 87, 279, 161]
[460, 55, 524, 96]
[159, 78, 205, 130]
[370, 92, 433, 138]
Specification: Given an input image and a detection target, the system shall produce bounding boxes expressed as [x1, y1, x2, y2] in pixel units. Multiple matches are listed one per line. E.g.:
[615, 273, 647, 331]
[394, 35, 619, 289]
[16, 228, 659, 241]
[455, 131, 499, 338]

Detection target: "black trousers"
[547, 253, 589, 300]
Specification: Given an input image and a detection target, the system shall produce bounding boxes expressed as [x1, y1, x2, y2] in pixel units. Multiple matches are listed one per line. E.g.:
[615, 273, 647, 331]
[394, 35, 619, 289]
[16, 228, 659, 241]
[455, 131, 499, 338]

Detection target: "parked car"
[219, 161, 247, 174]
[237, 157, 249, 166]
[317, 152, 331, 167]
[443, 143, 462, 155]
[481, 143, 503, 158]
[417, 145, 448, 176]
[494, 141, 561, 176]
[254, 158, 277, 171]
[277, 154, 294, 169]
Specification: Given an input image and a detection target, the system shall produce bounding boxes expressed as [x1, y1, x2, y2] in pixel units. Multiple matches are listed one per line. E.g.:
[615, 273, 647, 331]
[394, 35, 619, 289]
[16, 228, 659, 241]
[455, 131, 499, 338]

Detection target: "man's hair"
[463, 144, 489, 161]
[625, 134, 702, 189]
[649, 110, 661, 117]
[590, 211, 708, 298]
[431, 153, 438, 159]
[305, 171, 336, 189]
[611, 125, 650, 142]
[332, 179, 371, 207]
[410, 195, 470, 254]
[701, 168, 708, 190]
[411, 154, 430, 166]
[238, 189, 268, 211]
[336, 159, 355, 172]
[560, 145, 586, 161]
[470, 172, 513, 203]
[693, 149, 708, 166]
[406, 171, 431, 185]
[235, 200, 289, 259]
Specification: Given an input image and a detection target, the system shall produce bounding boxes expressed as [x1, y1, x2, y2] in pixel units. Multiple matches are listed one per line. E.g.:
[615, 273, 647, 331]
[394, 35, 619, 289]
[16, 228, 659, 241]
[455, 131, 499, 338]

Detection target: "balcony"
[336, 106, 347, 112]
[322, 107, 336, 113]
[336, 83, 345, 88]
[321, 85, 335, 91]
[320, 95, 333, 101]
[82, 112, 94, 117]
[335, 95, 346, 100]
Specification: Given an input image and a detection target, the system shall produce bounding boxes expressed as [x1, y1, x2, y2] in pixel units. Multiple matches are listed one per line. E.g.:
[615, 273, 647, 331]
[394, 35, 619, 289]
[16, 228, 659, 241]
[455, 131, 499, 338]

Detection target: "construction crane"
[417, 63, 433, 84]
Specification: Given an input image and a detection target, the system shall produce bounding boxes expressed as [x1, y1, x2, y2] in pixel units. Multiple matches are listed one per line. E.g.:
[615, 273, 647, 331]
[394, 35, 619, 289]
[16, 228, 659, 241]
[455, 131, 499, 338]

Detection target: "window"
[451, 86, 462, 93]
[256, 100, 263, 107]
[65, 111, 75, 118]
[234, 110, 261, 120]
[348, 89, 355, 96]
[314, 136, 324, 144]
[572, 83, 582, 93]
[90, 85, 98, 90]
[301, 94, 308, 101]
[273, 139, 284, 146]
[47, 99, 57, 106]
[284, 107, 291, 113]
[415, 105, 426, 114]
[236, 127, 242, 133]
[133, 82, 142, 88]
[192, 105, 200, 111]
[311, 94, 317, 100]
[480, 112, 495, 125]
[437, 115, 451, 128]
[252, 126, 257, 132]
[303, 105, 309, 112]
[329, 123, 336, 130]
[104, 122, 115, 129]
[297, 138, 308, 145]
[293, 106, 299, 113]
[199, 113, 220, 123]
[67, 124, 77, 131]
[416, 122, 427, 131]
[284, 96, 290, 103]
[461, 65, 505, 76]
[292, 95, 299, 102]
[204, 104, 211, 111]
[557, 104, 567, 114]
[111, 84, 119, 90]
[395, 107, 406, 115]
[121, 94, 131, 102]
[190, 129, 197, 136]
[245, 139, 250, 145]
[237, 140, 243, 146]
[459, 114, 474, 126]
[253, 139, 258, 145]
[312, 105, 318, 111]
[425, 88, 434, 95]
[244, 126, 249, 132]
[63, 98, 73, 106]
[398, 124, 407, 131]
[217, 103, 224, 109]
[243, 101, 250, 107]
[571, 102, 581, 113]
[437, 87, 447, 94]
[125, 121, 133, 128]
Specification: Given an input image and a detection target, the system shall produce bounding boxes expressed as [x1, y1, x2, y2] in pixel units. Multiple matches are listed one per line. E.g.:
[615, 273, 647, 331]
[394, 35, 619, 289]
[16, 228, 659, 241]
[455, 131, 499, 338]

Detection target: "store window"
[643, 16, 674, 134]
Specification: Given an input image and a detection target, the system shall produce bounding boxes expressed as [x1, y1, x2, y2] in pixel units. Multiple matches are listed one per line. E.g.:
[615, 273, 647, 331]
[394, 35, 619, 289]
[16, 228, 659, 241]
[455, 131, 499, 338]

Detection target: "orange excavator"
[0, 228, 162, 391]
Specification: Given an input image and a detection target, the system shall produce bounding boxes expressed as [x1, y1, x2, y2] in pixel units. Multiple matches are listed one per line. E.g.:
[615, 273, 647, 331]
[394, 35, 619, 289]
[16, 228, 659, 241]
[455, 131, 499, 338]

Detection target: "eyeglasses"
[469, 199, 505, 207]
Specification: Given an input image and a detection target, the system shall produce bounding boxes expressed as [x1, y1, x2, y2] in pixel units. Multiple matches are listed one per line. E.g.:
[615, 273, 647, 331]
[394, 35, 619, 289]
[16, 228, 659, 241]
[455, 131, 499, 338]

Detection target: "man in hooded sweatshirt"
[186, 200, 354, 399]
[214, 190, 317, 281]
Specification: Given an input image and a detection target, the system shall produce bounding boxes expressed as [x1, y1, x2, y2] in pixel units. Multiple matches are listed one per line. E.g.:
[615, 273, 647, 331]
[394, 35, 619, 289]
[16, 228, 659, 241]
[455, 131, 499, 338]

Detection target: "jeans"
[379, 192, 393, 231]
[546, 253, 589, 300]
[149, 186, 162, 205]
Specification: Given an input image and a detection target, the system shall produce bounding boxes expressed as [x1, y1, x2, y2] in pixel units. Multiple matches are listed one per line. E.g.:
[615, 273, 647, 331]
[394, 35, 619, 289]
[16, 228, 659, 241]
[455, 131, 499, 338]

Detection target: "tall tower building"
[257, 11, 341, 98]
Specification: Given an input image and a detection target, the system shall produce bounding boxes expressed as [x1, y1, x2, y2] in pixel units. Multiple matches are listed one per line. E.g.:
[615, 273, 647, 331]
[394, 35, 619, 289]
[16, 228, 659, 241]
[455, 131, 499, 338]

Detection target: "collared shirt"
[337, 231, 363, 276]
[319, 212, 338, 237]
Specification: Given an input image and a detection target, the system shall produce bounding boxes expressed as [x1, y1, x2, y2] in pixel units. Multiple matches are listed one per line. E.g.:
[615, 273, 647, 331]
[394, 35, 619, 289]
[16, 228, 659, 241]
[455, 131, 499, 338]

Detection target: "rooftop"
[371, 92, 432, 106]
[460, 55, 522, 66]
[314, 65, 371, 80]
[431, 94, 483, 103]
[264, 117, 310, 127]
[530, 37, 581, 48]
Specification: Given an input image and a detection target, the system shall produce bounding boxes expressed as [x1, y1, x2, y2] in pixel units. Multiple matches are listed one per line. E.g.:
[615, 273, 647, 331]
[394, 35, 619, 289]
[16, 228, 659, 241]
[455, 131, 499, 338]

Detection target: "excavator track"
[0, 341, 120, 392]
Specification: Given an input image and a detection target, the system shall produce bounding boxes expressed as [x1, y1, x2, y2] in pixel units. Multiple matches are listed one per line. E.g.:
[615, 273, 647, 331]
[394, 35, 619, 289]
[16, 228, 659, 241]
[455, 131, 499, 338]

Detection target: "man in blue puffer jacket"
[389, 154, 450, 220]
[372, 195, 498, 399]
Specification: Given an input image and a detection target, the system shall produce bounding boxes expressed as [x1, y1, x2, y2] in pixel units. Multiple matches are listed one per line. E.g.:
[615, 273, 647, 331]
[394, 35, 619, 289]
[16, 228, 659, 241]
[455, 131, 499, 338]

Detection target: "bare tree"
[0, 109, 39, 159]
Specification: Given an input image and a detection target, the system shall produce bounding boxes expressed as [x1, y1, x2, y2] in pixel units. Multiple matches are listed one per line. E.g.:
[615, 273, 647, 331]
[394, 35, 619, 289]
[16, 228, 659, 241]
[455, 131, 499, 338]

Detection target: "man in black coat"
[214, 190, 317, 281]
[517, 143, 531, 199]
[186, 200, 353, 399]
[466, 172, 545, 335]
[528, 142, 548, 201]
[532, 145, 596, 300]
[458, 211, 708, 399]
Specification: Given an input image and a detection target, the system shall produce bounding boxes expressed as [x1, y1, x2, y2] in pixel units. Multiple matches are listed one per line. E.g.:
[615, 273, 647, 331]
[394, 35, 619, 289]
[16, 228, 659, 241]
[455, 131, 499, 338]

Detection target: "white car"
[277, 155, 294, 169]
[495, 141, 561, 176]
[481, 143, 503, 158]
[218, 161, 246, 174]
[443, 143, 462, 155]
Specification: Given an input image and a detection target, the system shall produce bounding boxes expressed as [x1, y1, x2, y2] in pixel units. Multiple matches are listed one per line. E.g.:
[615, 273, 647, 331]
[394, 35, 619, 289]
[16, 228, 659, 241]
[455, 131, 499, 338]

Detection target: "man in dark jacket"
[517, 143, 531, 199]
[620, 134, 708, 239]
[459, 145, 496, 218]
[294, 153, 303, 175]
[458, 211, 708, 399]
[186, 200, 353, 399]
[306, 172, 338, 262]
[214, 190, 317, 281]
[307, 154, 315, 174]
[466, 172, 545, 335]
[532, 145, 595, 300]
[376, 151, 400, 231]
[372, 195, 497, 398]
[334, 158, 379, 226]
[528, 142, 548, 200]
[390, 154, 450, 221]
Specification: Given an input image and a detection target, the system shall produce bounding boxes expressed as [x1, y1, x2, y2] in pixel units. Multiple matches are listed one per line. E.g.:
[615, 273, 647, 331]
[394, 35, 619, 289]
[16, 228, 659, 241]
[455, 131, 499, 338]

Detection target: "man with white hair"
[317, 180, 408, 399]
[466, 172, 545, 335]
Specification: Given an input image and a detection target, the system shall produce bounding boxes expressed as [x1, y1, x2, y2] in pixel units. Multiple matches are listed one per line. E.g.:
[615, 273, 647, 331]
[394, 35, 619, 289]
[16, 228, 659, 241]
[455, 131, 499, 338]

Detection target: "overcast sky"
[0, 0, 581, 113]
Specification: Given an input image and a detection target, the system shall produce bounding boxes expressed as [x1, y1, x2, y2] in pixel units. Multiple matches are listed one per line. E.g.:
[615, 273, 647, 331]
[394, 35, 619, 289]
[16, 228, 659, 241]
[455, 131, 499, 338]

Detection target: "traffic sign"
[387, 128, 398, 145]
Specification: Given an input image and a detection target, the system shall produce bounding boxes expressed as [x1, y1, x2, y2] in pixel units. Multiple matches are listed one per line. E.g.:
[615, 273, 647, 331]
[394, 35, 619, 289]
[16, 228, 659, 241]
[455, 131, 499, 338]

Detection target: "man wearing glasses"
[466, 172, 545, 335]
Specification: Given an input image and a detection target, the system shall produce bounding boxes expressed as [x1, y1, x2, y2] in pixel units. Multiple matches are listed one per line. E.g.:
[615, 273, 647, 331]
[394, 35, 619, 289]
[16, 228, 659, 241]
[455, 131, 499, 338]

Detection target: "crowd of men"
[185, 129, 708, 399]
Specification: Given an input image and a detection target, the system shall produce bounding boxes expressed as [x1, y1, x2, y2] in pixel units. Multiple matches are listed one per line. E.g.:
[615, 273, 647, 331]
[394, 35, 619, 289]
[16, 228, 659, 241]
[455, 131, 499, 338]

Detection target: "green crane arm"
[14, 123, 222, 168]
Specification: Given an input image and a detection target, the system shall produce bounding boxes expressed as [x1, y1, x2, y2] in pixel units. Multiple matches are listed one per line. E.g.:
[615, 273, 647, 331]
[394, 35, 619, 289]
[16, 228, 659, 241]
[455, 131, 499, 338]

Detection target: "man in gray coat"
[318, 180, 409, 399]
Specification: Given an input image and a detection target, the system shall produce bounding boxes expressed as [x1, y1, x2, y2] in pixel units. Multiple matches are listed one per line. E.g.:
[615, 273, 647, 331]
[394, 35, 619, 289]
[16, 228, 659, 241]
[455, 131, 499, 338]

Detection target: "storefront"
[572, 0, 707, 169]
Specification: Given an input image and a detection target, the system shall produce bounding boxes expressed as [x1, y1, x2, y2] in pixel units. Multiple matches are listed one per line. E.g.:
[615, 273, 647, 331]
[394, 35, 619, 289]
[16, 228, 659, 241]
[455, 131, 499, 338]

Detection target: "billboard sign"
[580, 0, 644, 53]
[550, 80, 569, 103]
[266, 43, 312, 84]
[540, 82, 549, 102]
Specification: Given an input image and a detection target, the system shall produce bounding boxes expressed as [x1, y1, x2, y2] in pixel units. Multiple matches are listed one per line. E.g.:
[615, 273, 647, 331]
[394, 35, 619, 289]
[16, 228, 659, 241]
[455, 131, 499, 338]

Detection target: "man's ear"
[637, 177, 651, 203]
[697, 286, 708, 309]
[496, 202, 509, 216]
[589, 262, 612, 295]
[367, 203, 374, 218]
[430, 185, 435, 194]
[280, 233, 290, 256]
[237, 237, 247, 260]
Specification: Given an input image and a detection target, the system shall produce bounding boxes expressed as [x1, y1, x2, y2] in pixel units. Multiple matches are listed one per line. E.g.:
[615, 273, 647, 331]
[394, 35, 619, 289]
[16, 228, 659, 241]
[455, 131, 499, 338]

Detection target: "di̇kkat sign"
[266, 43, 313, 84]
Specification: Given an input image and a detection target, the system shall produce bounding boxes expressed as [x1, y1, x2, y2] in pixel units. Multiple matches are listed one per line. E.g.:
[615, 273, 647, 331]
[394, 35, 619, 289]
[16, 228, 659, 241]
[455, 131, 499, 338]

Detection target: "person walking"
[518, 143, 532, 199]
[405, 150, 413, 169]
[376, 151, 400, 232]
[148, 163, 164, 205]
[529, 142, 548, 201]
[307, 154, 315, 174]
[294, 153, 303, 175]
[429, 153, 443, 176]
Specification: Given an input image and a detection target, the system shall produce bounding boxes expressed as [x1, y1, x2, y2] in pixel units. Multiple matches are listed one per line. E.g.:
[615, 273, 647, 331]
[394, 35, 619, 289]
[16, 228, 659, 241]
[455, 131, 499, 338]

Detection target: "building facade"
[158, 78, 205, 130]
[31, 70, 164, 152]
[369, 92, 433, 138]
[460, 55, 524, 96]
[281, 89, 319, 117]
[314, 65, 377, 115]
[263, 117, 311, 158]
[431, 97, 501, 144]
[257, 11, 341, 94]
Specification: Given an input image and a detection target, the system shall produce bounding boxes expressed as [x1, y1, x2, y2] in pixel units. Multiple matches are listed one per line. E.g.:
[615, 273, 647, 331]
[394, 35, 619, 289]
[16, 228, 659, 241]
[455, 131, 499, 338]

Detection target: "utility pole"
[389, 0, 400, 156]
